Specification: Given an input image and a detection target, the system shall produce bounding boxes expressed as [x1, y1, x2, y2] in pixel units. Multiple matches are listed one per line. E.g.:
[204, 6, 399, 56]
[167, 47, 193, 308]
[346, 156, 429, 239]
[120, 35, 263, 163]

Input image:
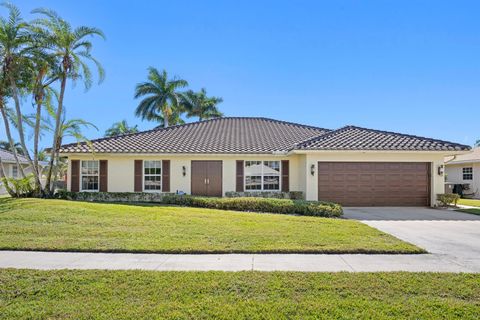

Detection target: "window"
[144, 160, 162, 191]
[81, 160, 99, 191]
[245, 161, 280, 191]
[463, 167, 473, 180]
[12, 165, 18, 178]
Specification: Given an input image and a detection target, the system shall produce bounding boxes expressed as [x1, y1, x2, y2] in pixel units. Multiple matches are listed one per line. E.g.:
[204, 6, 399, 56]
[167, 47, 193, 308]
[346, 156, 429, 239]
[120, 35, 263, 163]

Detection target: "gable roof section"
[0, 148, 30, 164]
[295, 126, 471, 152]
[446, 147, 480, 164]
[58, 117, 330, 154]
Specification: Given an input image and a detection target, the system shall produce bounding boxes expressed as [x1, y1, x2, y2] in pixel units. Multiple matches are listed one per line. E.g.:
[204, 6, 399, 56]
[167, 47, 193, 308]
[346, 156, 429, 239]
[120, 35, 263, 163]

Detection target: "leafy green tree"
[182, 88, 223, 121]
[0, 3, 36, 182]
[32, 8, 105, 194]
[134, 67, 188, 128]
[104, 120, 139, 137]
[0, 139, 23, 154]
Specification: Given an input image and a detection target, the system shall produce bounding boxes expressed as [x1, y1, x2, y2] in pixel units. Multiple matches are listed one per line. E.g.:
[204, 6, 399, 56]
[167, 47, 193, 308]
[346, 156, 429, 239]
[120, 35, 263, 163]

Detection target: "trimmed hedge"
[55, 191, 343, 218]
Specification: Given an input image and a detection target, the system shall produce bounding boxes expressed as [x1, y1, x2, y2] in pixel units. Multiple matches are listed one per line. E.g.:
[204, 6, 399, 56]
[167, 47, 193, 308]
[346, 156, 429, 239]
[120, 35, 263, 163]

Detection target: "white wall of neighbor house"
[299, 151, 447, 206]
[0, 163, 40, 194]
[445, 163, 480, 199]
[66, 154, 305, 196]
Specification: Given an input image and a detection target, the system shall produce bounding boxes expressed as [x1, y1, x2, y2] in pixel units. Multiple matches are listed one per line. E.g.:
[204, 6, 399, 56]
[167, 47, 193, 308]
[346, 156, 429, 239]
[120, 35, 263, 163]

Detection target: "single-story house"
[58, 117, 470, 207]
[445, 147, 480, 199]
[0, 148, 47, 194]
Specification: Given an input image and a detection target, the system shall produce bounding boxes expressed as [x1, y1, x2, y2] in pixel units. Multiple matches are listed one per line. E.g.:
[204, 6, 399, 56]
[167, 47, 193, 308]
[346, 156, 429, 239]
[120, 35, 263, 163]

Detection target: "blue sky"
[3, 0, 480, 149]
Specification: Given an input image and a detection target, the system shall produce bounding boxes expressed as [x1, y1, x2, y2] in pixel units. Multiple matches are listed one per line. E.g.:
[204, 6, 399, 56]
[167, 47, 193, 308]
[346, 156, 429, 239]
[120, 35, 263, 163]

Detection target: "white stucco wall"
[0, 163, 38, 194]
[298, 151, 446, 206]
[66, 151, 451, 206]
[67, 154, 305, 196]
[445, 163, 480, 199]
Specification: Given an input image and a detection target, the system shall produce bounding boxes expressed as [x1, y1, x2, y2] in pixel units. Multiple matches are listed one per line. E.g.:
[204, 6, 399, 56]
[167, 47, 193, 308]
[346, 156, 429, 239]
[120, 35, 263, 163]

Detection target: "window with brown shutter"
[70, 160, 80, 192]
[236, 160, 244, 192]
[99, 160, 108, 192]
[162, 160, 170, 192]
[134, 160, 143, 192]
[281, 160, 289, 192]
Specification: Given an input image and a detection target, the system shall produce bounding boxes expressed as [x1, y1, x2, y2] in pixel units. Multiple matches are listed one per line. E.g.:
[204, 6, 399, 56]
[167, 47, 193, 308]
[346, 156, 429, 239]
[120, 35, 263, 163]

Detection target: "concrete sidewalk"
[1, 250, 479, 272]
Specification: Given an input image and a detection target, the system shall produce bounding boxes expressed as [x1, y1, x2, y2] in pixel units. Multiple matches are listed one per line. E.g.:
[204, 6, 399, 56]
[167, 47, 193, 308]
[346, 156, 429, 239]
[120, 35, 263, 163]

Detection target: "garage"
[318, 162, 431, 206]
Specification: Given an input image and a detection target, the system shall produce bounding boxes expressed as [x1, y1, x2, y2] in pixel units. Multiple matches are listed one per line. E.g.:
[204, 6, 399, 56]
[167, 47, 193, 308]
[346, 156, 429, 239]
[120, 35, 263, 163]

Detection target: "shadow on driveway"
[343, 207, 480, 221]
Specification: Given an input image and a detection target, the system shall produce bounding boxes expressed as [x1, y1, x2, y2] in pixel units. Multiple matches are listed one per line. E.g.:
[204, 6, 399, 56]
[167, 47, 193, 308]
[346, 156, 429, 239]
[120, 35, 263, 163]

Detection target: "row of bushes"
[55, 191, 343, 218]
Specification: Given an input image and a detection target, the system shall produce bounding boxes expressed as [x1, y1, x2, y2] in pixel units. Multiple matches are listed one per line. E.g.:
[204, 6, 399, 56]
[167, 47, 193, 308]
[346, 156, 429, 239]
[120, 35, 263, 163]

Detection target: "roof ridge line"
[341, 125, 471, 149]
[60, 117, 330, 149]
[294, 126, 350, 148]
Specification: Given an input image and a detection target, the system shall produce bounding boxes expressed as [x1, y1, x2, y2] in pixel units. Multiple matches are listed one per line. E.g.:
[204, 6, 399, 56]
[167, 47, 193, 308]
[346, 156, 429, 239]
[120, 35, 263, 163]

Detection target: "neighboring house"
[58, 117, 470, 207]
[445, 147, 480, 199]
[0, 149, 47, 195]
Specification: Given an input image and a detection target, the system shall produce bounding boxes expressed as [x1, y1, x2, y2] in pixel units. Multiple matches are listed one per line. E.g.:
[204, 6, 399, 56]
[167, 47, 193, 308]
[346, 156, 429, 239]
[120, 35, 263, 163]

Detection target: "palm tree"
[0, 139, 23, 154]
[475, 139, 480, 147]
[104, 120, 139, 137]
[44, 103, 97, 184]
[134, 67, 188, 128]
[182, 88, 223, 121]
[0, 3, 35, 181]
[32, 8, 105, 194]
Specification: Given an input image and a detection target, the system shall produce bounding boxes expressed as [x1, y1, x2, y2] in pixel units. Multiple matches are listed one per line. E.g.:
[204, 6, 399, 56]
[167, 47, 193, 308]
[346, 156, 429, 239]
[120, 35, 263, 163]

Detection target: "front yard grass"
[0, 198, 422, 253]
[458, 198, 480, 207]
[457, 208, 480, 216]
[0, 269, 478, 319]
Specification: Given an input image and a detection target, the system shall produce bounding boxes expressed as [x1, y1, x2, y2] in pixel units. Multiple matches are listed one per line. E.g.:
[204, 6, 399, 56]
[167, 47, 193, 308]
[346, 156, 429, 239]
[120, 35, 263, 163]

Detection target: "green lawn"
[0, 270, 478, 319]
[458, 198, 480, 207]
[457, 208, 480, 216]
[456, 198, 480, 215]
[0, 197, 422, 254]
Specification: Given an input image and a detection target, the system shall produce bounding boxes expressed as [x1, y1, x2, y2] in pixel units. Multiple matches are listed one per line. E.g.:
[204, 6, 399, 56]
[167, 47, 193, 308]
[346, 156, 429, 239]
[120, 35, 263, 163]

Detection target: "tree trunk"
[45, 73, 67, 195]
[0, 104, 26, 178]
[33, 99, 42, 194]
[8, 74, 42, 191]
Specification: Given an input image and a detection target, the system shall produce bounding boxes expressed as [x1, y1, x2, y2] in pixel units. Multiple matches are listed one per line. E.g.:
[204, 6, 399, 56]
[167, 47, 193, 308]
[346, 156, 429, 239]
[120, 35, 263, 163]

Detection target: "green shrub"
[437, 193, 460, 207]
[1, 174, 35, 197]
[161, 195, 342, 217]
[55, 191, 343, 218]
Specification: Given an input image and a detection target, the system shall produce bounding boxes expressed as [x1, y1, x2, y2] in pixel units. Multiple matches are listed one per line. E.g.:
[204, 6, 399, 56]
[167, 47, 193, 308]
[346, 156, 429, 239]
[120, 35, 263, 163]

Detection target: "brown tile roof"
[295, 125, 471, 151]
[58, 117, 330, 154]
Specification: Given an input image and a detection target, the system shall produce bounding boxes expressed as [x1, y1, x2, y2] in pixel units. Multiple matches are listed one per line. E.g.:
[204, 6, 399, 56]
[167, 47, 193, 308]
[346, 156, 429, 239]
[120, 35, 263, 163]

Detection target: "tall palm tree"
[182, 88, 223, 121]
[32, 8, 105, 194]
[476, 139, 480, 147]
[104, 120, 138, 137]
[0, 3, 35, 181]
[44, 103, 97, 183]
[134, 67, 188, 128]
[0, 139, 23, 154]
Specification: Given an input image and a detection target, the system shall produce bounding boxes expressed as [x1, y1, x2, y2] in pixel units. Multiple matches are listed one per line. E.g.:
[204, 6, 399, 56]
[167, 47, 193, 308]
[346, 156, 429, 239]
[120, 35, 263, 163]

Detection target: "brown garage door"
[318, 162, 431, 206]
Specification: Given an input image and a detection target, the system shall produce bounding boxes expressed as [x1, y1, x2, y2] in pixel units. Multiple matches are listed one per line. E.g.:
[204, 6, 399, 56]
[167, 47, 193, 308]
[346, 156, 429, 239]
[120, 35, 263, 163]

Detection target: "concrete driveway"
[343, 207, 480, 265]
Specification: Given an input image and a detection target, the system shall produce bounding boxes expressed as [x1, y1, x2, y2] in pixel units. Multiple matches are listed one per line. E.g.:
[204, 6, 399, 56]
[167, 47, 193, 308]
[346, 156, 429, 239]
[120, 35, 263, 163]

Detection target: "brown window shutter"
[134, 160, 143, 192]
[71, 160, 80, 192]
[281, 160, 289, 192]
[99, 160, 108, 192]
[162, 160, 170, 192]
[236, 160, 244, 192]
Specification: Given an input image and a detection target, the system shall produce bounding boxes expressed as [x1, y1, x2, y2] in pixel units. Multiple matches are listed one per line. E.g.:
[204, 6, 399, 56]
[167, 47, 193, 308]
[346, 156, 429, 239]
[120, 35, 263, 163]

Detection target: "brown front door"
[191, 161, 223, 197]
[318, 162, 431, 206]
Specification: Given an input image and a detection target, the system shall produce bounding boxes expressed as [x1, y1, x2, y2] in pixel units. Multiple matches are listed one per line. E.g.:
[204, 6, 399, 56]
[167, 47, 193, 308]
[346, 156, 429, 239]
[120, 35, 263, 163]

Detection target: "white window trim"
[80, 160, 99, 192]
[463, 167, 473, 180]
[244, 160, 282, 192]
[11, 164, 18, 178]
[143, 160, 162, 193]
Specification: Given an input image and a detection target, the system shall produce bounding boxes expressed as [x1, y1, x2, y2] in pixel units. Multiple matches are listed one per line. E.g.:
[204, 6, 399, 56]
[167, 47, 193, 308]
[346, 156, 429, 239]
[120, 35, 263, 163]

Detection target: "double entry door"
[191, 161, 223, 197]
